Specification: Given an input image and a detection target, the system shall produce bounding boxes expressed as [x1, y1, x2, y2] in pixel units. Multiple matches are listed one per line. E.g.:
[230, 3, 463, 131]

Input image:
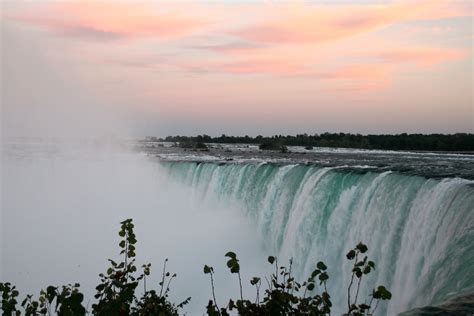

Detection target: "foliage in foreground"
[1, 219, 391, 315]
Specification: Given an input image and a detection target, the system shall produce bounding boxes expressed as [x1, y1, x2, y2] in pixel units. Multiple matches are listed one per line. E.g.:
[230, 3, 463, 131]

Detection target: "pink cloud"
[180, 57, 392, 84]
[7, 0, 469, 99]
[190, 40, 465, 77]
[369, 48, 466, 65]
[11, 1, 210, 41]
[216, 60, 304, 75]
[13, 15, 124, 41]
[327, 64, 391, 80]
[232, 1, 472, 44]
[191, 42, 267, 54]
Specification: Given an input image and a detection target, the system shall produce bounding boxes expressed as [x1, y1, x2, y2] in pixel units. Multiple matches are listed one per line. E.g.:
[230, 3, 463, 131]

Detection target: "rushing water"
[158, 158, 474, 315]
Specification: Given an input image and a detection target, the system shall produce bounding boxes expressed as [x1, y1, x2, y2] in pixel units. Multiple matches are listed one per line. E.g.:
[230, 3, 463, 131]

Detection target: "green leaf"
[319, 273, 329, 282]
[311, 269, 321, 278]
[228, 299, 235, 310]
[95, 284, 105, 292]
[359, 303, 370, 310]
[373, 285, 392, 300]
[373, 289, 381, 299]
[322, 291, 330, 301]
[316, 261, 327, 271]
[203, 265, 212, 274]
[250, 277, 260, 285]
[46, 286, 56, 303]
[346, 250, 356, 260]
[268, 256, 275, 264]
[356, 242, 368, 253]
[225, 251, 236, 259]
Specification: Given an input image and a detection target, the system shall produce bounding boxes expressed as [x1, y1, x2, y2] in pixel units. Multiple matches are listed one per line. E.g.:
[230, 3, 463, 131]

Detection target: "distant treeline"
[148, 133, 474, 152]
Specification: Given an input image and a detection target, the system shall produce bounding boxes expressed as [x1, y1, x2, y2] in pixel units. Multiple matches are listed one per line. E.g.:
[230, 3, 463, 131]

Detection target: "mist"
[1, 143, 269, 313]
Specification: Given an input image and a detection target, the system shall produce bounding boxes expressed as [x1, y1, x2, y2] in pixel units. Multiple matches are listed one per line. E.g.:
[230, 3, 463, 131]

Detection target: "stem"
[288, 259, 293, 294]
[347, 272, 355, 313]
[210, 272, 218, 310]
[354, 275, 363, 307]
[124, 232, 129, 283]
[159, 259, 167, 297]
[238, 272, 243, 301]
[347, 252, 359, 314]
[255, 282, 261, 305]
[368, 296, 374, 311]
[372, 300, 380, 314]
[165, 275, 175, 295]
[275, 259, 279, 283]
[265, 276, 272, 291]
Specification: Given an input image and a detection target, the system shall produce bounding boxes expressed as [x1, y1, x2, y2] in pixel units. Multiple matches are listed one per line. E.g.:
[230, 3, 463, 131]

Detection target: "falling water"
[159, 161, 474, 315]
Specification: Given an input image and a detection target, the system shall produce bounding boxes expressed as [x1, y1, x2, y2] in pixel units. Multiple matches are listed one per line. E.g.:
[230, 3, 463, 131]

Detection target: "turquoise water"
[159, 161, 474, 315]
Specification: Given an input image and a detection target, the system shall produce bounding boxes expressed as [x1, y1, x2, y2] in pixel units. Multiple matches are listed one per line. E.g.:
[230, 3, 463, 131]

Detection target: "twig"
[265, 276, 272, 291]
[124, 238, 128, 282]
[238, 272, 243, 301]
[347, 272, 355, 312]
[368, 296, 374, 311]
[165, 274, 175, 295]
[255, 281, 261, 305]
[372, 300, 380, 314]
[288, 259, 293, 294]
[210, 272, 218, 310]
[354, 275, 363, 307]
[347, 253, 358, 314]
[143, 274, 147, 293]
[275, 259, 279, 283]
[159, 259, 168, 297]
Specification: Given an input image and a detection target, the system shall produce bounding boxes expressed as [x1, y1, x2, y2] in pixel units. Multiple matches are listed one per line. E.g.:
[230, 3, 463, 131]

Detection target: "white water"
[160, 161, 474, 315]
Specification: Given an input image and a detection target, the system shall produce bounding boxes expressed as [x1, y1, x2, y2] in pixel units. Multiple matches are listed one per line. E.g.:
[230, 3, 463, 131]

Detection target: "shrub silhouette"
[203, 245, 390, 315]
[1, 219, 391, 315]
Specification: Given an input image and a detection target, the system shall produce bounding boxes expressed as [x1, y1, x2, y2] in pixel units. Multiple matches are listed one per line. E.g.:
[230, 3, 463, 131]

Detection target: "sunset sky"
[2, 0, 473, 138]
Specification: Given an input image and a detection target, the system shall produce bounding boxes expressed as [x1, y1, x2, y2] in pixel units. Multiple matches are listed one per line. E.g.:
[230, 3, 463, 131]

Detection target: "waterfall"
[158, 161, 474, 315]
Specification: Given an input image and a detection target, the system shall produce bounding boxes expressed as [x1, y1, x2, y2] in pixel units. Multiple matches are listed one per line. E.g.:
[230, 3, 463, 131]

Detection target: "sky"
[1, 0, 473, 138]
